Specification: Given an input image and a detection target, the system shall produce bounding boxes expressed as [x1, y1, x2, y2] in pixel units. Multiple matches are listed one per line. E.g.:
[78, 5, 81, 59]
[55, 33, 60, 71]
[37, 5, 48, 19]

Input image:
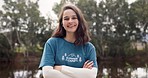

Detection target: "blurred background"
[0, 0, 148, 78]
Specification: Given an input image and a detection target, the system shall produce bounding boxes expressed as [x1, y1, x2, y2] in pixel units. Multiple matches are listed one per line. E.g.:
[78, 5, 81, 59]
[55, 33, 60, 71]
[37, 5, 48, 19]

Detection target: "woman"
[39, 3, 98, 78]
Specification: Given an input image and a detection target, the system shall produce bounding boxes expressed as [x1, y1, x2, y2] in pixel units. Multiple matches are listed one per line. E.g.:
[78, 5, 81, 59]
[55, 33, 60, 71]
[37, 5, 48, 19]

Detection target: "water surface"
[0, 61, 148, 78]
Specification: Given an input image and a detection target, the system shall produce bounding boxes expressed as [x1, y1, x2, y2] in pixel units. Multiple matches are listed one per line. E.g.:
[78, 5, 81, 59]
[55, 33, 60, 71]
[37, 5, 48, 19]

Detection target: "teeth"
[68, 26, 74, 27]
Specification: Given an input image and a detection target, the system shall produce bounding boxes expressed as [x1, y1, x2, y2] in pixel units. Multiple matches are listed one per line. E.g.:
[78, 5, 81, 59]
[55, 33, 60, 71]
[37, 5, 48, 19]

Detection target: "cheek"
[62, 21, 67, 27]
[75, 20, 79, 27]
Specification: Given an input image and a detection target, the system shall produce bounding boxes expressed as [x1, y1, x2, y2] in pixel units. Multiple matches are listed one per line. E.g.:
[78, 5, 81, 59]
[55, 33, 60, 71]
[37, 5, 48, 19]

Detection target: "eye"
[63, 16, 69, 20]
[64, 18, 69, 20]
[72, 17, 77, 19]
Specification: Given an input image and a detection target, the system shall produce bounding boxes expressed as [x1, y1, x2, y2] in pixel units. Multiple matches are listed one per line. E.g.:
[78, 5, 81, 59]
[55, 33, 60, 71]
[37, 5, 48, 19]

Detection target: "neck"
[64, 33, 75, 43]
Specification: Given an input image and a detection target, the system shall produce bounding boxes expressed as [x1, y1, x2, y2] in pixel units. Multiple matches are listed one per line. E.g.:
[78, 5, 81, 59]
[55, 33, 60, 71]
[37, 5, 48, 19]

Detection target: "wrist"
[54, 65, 62, 71]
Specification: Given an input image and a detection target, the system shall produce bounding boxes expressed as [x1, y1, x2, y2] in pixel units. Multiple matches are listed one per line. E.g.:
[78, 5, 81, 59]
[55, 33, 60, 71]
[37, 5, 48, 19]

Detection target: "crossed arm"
[42, 60, 98, 78]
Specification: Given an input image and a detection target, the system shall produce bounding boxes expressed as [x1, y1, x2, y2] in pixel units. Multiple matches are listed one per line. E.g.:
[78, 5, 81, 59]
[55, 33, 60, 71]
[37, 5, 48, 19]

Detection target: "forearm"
[42, 66, 72, 78]
[61, 65, 98, 78]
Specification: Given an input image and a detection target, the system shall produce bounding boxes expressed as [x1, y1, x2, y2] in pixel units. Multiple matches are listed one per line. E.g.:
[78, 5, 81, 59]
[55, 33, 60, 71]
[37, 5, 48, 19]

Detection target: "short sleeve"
[85, 42, 98, 68]
[39, 39, 56, 69]
[89, 46, 98, 68]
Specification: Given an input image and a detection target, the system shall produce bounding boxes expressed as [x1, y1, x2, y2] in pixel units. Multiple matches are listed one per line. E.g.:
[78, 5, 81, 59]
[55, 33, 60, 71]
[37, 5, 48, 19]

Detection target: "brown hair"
[52, 3, 91, 45]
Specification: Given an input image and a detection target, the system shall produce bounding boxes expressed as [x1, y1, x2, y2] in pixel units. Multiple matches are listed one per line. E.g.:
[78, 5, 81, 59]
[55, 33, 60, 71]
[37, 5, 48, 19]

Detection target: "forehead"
[63, 9, 77, 17]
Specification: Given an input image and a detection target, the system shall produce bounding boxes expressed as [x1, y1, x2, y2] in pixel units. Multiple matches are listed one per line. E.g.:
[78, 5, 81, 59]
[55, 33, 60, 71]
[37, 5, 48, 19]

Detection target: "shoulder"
[45, 37, 63, 46]
[44, 37, 64, 49]
[46, 37, 62, 43]
[84, 42, 95, 49]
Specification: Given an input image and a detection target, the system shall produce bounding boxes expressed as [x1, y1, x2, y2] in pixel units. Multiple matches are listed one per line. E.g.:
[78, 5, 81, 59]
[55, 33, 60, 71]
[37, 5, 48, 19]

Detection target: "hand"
[54, 65, 62, 71]
[83, 60, 94, 69]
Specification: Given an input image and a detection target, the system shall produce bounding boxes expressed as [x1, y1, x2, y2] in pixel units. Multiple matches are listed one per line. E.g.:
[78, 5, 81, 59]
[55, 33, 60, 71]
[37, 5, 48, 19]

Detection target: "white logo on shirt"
[62, 53, 82, 62]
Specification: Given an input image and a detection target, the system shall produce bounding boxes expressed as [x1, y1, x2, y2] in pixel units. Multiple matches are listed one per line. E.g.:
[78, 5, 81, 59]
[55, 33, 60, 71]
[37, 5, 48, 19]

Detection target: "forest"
[0, 0, 148, 62]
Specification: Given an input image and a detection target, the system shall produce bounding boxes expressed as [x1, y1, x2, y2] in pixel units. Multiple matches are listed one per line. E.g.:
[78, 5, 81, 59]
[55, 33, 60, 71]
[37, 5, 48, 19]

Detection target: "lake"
[0, 60, 148, 78]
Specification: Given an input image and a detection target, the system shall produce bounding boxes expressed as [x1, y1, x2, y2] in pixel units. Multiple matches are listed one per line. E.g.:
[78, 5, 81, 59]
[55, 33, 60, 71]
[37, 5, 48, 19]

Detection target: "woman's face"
[62, 9, 79, 33]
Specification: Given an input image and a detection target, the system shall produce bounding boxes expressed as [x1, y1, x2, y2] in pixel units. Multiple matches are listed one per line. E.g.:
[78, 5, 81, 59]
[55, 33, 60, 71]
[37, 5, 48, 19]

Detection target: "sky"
[38, 0, 60, 19]
[0, 0, 136, 20]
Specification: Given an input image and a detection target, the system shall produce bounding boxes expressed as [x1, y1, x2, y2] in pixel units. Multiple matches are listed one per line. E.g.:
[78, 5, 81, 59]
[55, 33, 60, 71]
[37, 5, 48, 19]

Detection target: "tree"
[0, 0, 49, 55]
[130, 0, 148, 51]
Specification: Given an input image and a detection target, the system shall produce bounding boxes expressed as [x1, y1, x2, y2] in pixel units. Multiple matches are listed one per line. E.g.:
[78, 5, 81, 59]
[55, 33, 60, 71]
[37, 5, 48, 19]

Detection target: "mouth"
[67, 24, 77, 28]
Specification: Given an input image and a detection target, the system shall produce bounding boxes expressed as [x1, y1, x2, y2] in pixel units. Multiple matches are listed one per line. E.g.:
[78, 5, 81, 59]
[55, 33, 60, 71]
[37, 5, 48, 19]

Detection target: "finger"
[87, 63, 94, 69]
[84, 60, 89, 65]
[87, 61, 93, 66]
[83, 61, 94, 68]
[83, 60, 89, 67]
[85, 61, 93, 68]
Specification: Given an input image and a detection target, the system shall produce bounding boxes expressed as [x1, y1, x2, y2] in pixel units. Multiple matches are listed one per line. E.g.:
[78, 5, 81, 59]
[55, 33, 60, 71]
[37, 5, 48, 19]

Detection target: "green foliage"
[124, 41, 136, 56]
[0, 0, 52, 55]
[130, 0, 148, 36]
[0, 34, 11, 51]
[15, 46, 26, 53]
[0, 0, 54, 61]
[0, 33, 14, 61]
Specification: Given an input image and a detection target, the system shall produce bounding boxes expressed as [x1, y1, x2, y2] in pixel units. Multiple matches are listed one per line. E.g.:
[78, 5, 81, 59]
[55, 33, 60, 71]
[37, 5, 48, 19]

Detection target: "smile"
[67, 25, 77, 28]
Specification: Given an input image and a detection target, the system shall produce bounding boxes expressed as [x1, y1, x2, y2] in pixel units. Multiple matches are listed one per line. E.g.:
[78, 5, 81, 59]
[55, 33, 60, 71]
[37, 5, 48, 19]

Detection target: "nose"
[68, 18, 73, 23]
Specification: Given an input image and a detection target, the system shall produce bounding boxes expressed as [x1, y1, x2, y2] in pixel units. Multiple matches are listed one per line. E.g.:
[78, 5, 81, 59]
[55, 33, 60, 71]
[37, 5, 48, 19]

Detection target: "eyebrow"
[63, 15, 77, 18]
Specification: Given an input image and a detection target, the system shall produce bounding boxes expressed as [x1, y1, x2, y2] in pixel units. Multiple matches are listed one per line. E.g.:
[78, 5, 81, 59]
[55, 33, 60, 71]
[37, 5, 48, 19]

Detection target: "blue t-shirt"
[39, 37, 98, 69]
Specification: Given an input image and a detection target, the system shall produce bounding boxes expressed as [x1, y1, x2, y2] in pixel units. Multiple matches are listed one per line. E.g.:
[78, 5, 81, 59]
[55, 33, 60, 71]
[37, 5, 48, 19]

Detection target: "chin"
[67, 30, 76, 33]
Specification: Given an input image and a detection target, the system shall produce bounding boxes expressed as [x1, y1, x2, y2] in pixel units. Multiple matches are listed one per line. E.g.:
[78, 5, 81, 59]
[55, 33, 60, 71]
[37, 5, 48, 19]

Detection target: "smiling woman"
[39, 3, 98, 78]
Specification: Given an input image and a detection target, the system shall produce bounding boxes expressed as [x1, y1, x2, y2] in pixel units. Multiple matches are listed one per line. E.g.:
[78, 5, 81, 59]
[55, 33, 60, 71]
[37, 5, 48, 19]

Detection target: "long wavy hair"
[52, 3, 91, 45]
